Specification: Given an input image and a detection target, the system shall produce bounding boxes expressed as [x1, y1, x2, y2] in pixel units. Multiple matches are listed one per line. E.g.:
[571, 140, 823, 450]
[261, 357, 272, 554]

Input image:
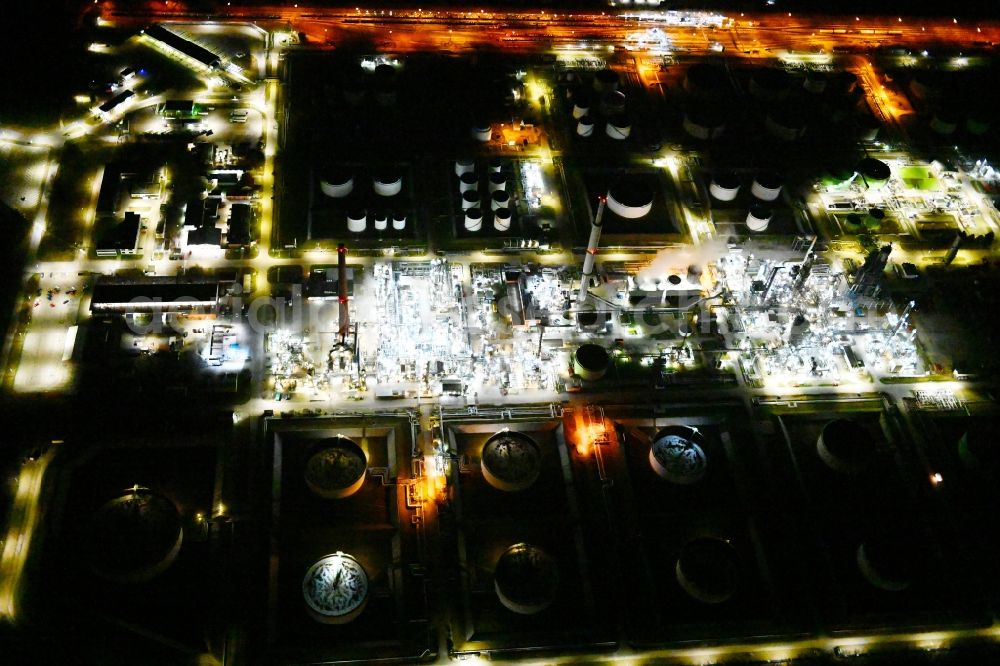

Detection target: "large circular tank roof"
[857, 157, 891, 182]
[305, 437, 368, 499]
[676, 537, 738, 604]
[856, 528, 922, 593]
[481, 431, 541, 492]
[575, 343, 609, 372]
[494, 543, 559, 615]
[303, 552, 370, 623]
[89, 487, 184, 583]
[684, 63, 728, 93]
[817, 419, 873, 474]
[959, 421, 1000, 476]
[607, 180, 653, 219]
[649, 425, 708, 484]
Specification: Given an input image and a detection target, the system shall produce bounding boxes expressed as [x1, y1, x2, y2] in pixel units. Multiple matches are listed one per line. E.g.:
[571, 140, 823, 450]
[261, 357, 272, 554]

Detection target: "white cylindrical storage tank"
[605, 115, 631, 140]
[493, 207, 512, 232]
[710, 173, 740, 202]
[488, 172, 507, 192]
[749, 68, 791, 102]
[573, 343, 609, 381]
[461, 190, 479, 210]
[347, 208, 367, 233]
[488, 157, 503, 174]
[675, 537, 738, 604]
[576, 115, 595, 137]
[593, 68, 619, 93]
[481, 431, 542, 492]
[856, 530, 922, 594]
[373, 211, 388, 231]
[803, 70, 828, 94]
[392, 212, 407, 231]
[751, 173, 783, 202]
[454, 159, 476, 177]
[683, 108, 726, 140]
[817, 419, 873, 474]
[320, 170, 354, 198]
[491, 190, 510, 211]
[746, 204, 772, 232]
[571, 88, 593, 119]
[471, 121, 492, 142]
[303, 552, 370, 624]
[305, 438, 368, 499]
[373, 171, 402, 197]
[464, 207, 483, 232]
[648, 425, 708, 484]
[684, 63, 728, 99]
[600, 90, 626, 116]
[607, 180, 653, 219]
[459, 172, 478, 193]
[766, 107, 806, 141]
[494, 543, 559, 615]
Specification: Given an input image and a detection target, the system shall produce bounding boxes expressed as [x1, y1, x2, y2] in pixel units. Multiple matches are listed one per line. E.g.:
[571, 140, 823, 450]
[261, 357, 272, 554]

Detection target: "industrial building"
[89, 276, 230, 314]
[142, 24, 222, 70]
[95, 212, 142, 257]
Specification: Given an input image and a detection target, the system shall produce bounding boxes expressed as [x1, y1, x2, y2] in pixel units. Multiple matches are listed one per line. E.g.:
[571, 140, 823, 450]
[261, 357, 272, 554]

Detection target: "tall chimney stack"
[338, 243, 350, 342]
[578, 195, 607, 305]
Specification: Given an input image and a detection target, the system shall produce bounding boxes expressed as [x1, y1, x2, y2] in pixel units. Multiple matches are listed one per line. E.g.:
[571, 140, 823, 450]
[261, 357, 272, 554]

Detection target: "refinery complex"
[1, 2, 1000, 665]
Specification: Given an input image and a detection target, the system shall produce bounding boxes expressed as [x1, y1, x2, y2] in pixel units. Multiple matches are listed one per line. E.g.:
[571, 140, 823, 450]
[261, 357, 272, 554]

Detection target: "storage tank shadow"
[494, 543, 559, 615]
[305, 436, 368, 499]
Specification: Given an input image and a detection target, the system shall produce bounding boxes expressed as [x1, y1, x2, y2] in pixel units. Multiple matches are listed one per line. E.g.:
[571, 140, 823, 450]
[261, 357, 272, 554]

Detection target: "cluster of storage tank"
[319, 169, 408, 233]
[456, 158, 514, 232]
[342, 62, 399, 108]
[708, 171, 784, 232]
[568, 69, 633, 141]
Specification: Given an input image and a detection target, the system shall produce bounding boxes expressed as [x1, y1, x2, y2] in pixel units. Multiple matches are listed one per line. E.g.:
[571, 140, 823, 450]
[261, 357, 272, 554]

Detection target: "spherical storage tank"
[454, 158, 476, 177]
[461, 190, 479, 210]
[576, 115, 595, 138]
[605, 114, 632, 140]
[347, 208, 367, 233]
[488, 172, 507, 193]
[710, 172, 741, 202]
[88, 487, 184, 583]
[373, 170, 402, 197]
[303, 552, 369, 624]
[320, 169, 354, 198]
[481, 430, 542, 492]
[746, 204, 772, 232]
[494, 543, 559, 615]
[459, 171, 478, 193]
[306, 437, 368, 499]
[494, 207, 512, 232]
[683, 107, 726, 140]
[648, 425, 708, 484]
[464, 207, 483, 232]
[676, 537, 738, 604]
[593, 68, 620, 93]
[491, 190, 510, 211]
[857, 157, 891, 189]
[471, 121, 492, 142]
[817, 419, 873, 474]
[607, 179, 653, 219]
[573, 343, 609, 381]
[751, 172, 783, 202]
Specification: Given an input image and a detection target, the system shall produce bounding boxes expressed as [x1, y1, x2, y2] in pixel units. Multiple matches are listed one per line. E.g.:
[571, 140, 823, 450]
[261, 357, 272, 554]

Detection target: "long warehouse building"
[143, 24, 222, 69]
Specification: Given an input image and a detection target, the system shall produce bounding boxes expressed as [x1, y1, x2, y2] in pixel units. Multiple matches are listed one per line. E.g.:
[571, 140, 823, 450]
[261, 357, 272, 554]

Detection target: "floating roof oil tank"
[601, 90, 626, 116]
[683, 63, 728, 99]
[459, 171, 478, 193]
[576, 115, 595, 137]
[648, 425, 708, 484]
[858, 113, 881, 142]
[803, 70, 828, 94]
[766, 105, 806, 141]
[373, 210, 388, 231]
[749, 68, 791, 102]
[488, 172, 507, 192]
[863, 208, 885, 231]
[88, 487, 184, 583]
[817, 419, 873, 474]
[573, 343, 609, 381]
[488, 157, 504, 173]
[593, 68, 620, 93]
[710, 172, 741, 202]
[822, 162, 857, 189]
[464, 207, 483, 231]
[471, 121, 492, 142]
[605, 114, 632, 140]
[494, 543, 559, 615]
[966, 109, 992, 136]
[930, 109, 960, 135]
[347, 208, 367, 233]
[746, 203, 773, 232]
[392, 212, 407, 231]
[571, 89, 593, 119]
[481, 430, 542, 492]
[607, 179, 653, 218]
[373, 170, 402, 197]
[461, 190, 479, 210]
[320, 169, 354, 198]
[959, 422, 1000, 477]
[491, 190, 510, 211]
[494, 207, 512, 232]
[683, 106, 726, 140]
[856, 529, 921, 593]
[908, 70, 940, 101]
[857, 157, 891, 189]
[751, 172, 783, 202]
[303, 552, 369, 624]
[306, 437, 368, 499]
[676, 537, 738, 604]
[455, 158, 476, 177]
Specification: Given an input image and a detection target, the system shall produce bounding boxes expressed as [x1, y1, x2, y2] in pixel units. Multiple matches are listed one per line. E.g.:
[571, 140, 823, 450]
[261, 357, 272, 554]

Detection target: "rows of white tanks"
[456, 158, 514, 232]
[565, 69, 633, 140]
[709, 171, 784, 232]
[319, 169, 408, 233]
